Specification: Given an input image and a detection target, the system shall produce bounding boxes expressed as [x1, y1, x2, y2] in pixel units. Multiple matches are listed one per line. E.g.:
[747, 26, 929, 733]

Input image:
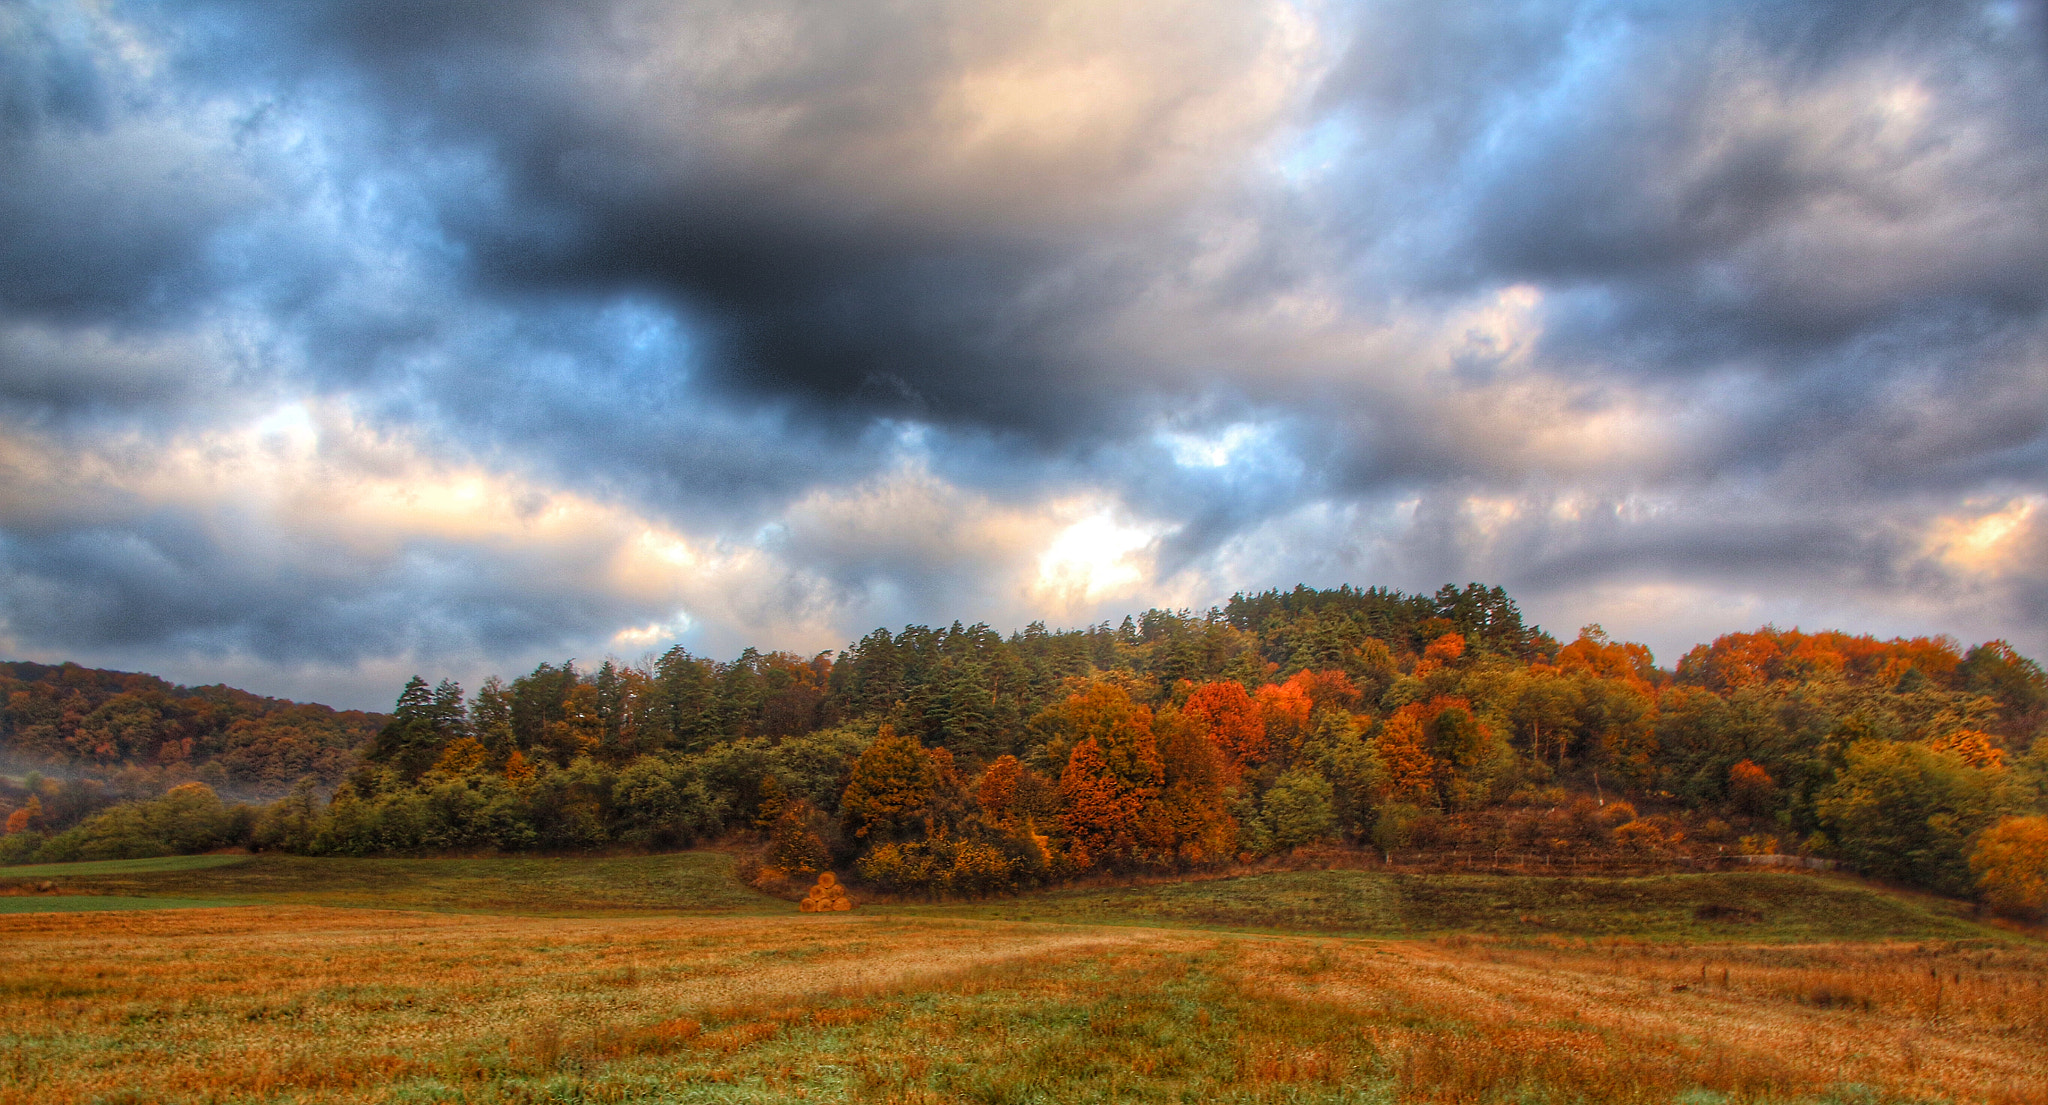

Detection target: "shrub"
[0, 831, 46, 864]
[1372, 802, 1424, 856]
[32, 782, 239, 862]
[1613, 818, 1665, 853]
[855, 840, 941, 891]
[766, 805, 829, 875]
[945, 840, 1016, 897]
[1970, 815, 2048, 920]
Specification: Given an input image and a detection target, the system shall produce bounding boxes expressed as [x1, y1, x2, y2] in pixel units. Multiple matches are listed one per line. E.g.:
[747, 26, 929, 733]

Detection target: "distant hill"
[0, 661, 385, 796]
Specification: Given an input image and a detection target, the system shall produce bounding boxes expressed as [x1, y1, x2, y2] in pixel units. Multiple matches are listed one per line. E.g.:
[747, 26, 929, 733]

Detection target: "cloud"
[0, 0, 2045, 706]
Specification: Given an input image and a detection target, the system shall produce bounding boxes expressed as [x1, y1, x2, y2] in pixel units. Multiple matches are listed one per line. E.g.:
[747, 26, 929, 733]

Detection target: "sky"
[2, 0, 2045, 711]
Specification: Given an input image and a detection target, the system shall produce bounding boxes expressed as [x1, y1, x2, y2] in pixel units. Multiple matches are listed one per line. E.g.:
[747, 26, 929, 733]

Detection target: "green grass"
[0, 850, 2015, 942]
[0, 852, 782, 915]
[0, 853, 250, 878]
[0, 894, 246, 913]
[911, 869, 2002, 942]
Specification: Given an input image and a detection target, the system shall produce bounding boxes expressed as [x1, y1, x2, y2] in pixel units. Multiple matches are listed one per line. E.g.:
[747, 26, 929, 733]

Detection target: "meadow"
[1, 855, 2042, 1104]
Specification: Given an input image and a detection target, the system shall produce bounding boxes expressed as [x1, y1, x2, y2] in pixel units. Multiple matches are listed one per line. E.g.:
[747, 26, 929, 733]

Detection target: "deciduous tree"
[1970, 815, 2048, 920]
[1058, 737, 1147, 869]
[1183, 680, 1267, 767]
[840, 726, 936, 842]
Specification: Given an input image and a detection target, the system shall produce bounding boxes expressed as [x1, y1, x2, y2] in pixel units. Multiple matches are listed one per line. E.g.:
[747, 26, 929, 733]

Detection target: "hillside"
[0, 660, 385, 795]
[2, 583, 2045, 920]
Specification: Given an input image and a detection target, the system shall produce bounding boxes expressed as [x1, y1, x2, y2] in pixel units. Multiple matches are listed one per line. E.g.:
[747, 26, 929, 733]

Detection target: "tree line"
[3, 585, 2044, 917]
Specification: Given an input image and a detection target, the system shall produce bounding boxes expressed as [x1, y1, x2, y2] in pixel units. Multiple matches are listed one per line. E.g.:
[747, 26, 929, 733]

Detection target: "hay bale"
[797, 871, 854, 912]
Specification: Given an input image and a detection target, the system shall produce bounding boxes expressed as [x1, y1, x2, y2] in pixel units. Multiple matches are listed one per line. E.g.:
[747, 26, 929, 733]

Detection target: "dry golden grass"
[2, 904, 2042, 1103]
[1236, 936, 2048, 1105]
[0, 907, 1145, 1104]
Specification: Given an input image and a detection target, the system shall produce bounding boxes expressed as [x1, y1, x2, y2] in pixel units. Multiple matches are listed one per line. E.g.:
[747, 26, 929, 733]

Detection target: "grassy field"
[0, 854, 250, 879]
[0, 894, 243, 913]
[0, 853, 779, 915]
[2, 856, 2042, 1103]
[917, 869, 1996, 943]
[0, 853, 1998, 942]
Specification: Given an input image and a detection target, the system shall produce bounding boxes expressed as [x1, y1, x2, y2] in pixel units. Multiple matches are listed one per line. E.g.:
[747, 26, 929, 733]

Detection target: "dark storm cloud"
[156, 0, 2048, 484]
[4, 0, 2048, 702]
[0, 508, 643, 665]
[0, 5, 263, 329]
[0, 324, 207, 421]
[1266, 0, 2048, 607]
[160, 0, 1304, 445]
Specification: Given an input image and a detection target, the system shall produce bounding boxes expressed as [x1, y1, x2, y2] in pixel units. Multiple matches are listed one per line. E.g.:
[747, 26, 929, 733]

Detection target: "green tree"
[1959, 640, 2047, 738]
[1816, 739, 2019, 895]
[370, 677, 467, 781]
[1262, 767, 1336, 849]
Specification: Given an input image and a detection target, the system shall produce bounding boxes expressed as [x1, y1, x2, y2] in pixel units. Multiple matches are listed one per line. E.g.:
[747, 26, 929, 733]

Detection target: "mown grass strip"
[0, 854, 250, 878]
[0, 895, 246, 913]
[906, 869, 2003, 943]
[0, 852, 785, 916]
[0, 851, 2011, 945]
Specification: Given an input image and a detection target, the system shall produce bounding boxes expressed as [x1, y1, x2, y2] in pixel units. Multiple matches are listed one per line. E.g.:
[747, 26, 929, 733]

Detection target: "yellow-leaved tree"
[1971, 815, 2048, 920]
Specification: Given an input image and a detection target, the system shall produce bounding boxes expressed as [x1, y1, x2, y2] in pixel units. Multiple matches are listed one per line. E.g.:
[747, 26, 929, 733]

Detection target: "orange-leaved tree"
[1183, 680, 1267, 767]
[1553, 625, 1656, 689]
[1372, 705, 1440, 806]
[1413, 631, 1466, 677]
[1970, 815, 2048, 920]
[1145, 708, 1237, 865]
[1288, 668, 1362, 713]
[1255, 680, 1312, 763]
[1054, 683, 1165, 870]
[1926, 730, 2007, 771]
[1035, 680, 1156, 770]
[4, 795, 39, 834]
[976, 754, 1023, 822]
[502, 748, 537, 785]
[1060, 739, 1149, 868]
[1727, 758, 1776, 816]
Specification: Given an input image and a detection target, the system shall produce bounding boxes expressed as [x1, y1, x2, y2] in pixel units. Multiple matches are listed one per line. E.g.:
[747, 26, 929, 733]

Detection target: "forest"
[4, 584, 2046, 917]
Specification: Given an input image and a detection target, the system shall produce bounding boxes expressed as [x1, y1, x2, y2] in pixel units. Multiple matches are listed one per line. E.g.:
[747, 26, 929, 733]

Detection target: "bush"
[613, 756, 714, 847]
[30, 782, 240, 862]
[1613, 818, 1665, 853]
[0, 830, 46, 865]
[945, 840, 1016, 897]
[1971, 815, 2048, 920]
[766, 806, 829, 875]
[1371, 802, 1424, 855]
[855, 840, 941, 891]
